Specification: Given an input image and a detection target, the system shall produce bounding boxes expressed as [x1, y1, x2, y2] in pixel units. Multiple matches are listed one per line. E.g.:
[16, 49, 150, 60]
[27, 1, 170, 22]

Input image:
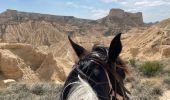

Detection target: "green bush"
[129, 58, 136, 67]
[140, 61, 164, 77]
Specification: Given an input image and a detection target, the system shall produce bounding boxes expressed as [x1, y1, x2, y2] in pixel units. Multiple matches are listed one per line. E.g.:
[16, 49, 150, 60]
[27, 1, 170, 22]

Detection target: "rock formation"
[0, 9, 144, 45]
[1, 8, 169, 83]
[0, 43, 68, 83]
[121, 18, 170, 60]
[98, 9, 143, 34]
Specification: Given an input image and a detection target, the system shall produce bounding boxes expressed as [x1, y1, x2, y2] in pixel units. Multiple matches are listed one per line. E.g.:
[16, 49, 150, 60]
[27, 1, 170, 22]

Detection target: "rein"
[106, 62, 131, 100]
[78, 56, 130, 100]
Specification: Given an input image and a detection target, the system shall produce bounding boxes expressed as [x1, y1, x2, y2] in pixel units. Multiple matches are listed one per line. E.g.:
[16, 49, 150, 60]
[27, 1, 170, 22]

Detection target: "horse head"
[62, 33, 130, 100]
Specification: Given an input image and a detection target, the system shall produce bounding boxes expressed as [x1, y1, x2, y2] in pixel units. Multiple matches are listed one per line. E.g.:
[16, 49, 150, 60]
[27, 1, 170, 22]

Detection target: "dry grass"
[125, 58, 170, 100]
[0, 82, 62, 100]
[0, 58, 169, 100]
[163, 76, 170, 90]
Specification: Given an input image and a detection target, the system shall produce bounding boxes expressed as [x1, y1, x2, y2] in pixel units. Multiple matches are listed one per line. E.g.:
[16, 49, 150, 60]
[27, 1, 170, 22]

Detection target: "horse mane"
[66, 75, 99, 100]
[116, 57, 130, 75]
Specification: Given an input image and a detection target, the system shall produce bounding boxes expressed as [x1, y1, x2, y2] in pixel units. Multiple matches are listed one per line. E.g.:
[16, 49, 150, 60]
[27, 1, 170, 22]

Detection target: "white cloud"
[66, 2, 109, 20]
[120, 1, 128, 5]
[66, 2, 79, 8]
[101, 0, 170, 7]
[134, 0, 170, 7]
[101, 0, 128, 4]
[89, 9, 109, 19]
[101, 0, 128, 6]
[126, 8, 138, 12]
[102, 0, 118, 3]
[66, 2, 94, 9]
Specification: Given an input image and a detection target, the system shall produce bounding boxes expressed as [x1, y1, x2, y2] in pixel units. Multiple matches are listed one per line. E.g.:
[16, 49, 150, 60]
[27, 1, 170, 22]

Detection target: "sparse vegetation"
[140, 61, 164, 77]
[0, 82, 63, 100]
[131, 81, 163, 100]
[124, 59, 170, 100]
[129, 58, 137, 67]
[163, 77, 170, 90]
[0, 59, 169, 100]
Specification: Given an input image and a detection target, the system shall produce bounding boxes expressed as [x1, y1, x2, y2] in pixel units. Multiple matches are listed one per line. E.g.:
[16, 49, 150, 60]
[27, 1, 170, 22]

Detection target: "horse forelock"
[90, 45, 130, 76]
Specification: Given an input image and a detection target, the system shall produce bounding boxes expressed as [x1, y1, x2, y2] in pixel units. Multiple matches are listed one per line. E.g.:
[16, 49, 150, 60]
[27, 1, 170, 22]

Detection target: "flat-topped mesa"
[125, 12, 143, 25]
[108, 9, 125, 18]
[107, 8, 144, 25]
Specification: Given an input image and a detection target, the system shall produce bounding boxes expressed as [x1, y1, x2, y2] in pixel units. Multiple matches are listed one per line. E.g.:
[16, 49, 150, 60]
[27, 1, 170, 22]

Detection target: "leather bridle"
[83, 56, 130, 100]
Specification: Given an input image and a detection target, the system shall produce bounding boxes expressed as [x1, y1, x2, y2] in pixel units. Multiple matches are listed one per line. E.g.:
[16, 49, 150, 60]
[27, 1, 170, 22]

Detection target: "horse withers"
[61, 33, 130, 100]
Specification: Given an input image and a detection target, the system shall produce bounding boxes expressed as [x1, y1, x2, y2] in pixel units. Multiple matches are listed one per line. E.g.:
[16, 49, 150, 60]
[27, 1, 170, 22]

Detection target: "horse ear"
[68, 36, 87, 58]
[108, 33, 122, 62]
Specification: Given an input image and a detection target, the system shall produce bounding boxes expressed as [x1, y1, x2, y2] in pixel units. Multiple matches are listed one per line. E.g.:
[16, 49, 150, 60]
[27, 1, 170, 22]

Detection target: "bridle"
[64, 52, 131, 100]
[77, 55, 131, 100]
[105, 61, 131, 100]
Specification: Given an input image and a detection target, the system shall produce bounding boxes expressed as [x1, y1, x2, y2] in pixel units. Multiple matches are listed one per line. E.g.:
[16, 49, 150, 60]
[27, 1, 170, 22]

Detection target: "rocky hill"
[121, 18, 170, 60]
[0, 9, 144, 45]
[2, 8, 170, 84]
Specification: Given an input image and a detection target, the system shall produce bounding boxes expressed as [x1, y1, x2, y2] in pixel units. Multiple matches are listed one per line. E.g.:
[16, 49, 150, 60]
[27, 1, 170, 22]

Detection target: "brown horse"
[61, 33, 130, 100]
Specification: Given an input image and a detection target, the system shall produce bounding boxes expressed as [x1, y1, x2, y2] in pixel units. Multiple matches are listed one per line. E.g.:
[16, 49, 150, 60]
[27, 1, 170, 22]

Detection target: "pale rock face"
[121, 18, 170, 60]
[3, 79, 16, 84]
[162, 46, 170, 57]
[36, 53, 66, 82]
[0, 43, 68, 82]
[2, 21, 65, 46]
[0, 49, 23, 79]
[130, 48, 139, 57]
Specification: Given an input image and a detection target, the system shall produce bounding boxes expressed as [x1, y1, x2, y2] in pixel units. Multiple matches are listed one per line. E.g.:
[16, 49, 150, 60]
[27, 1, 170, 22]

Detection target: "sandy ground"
[160, 90, 170, 100]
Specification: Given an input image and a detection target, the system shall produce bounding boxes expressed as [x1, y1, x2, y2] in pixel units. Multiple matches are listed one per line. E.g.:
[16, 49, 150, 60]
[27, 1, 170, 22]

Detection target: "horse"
[61, 33, 130, 100]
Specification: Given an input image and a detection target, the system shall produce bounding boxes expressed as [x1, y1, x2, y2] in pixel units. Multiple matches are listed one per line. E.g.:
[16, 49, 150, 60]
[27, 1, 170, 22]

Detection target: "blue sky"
[0, 0, 170, 22]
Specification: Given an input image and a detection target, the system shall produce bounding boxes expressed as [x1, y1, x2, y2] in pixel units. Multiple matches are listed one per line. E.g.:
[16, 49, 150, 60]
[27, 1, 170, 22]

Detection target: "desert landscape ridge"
[0, 8, 169, 100]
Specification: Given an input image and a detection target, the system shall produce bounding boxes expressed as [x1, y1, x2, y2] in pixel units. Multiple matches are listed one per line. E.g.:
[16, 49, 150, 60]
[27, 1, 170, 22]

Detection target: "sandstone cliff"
[98, 9, 143, 34]
[0, 43, 71, 83]
[121, 18, 170, 60]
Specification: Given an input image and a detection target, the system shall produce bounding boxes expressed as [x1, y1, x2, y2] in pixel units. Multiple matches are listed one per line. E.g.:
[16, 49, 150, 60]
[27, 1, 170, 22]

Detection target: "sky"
[0, 0, 170, 23]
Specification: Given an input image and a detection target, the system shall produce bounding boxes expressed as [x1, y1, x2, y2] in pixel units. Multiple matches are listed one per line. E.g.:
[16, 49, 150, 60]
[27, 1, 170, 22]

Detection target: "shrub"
[0, 82, 63, 100]
[131, 81, 163, 100]
[129, 58, 136, 67]
[30, 83, 62, 95]
[6, 83, 29, 93]
[151, 86, 163, 96]
[140, 61, 164, 77]
[163, 77, 170, 89]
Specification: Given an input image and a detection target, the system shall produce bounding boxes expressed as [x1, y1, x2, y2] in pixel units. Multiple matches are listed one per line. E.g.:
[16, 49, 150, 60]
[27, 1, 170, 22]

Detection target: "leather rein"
[75, 57, 130, 100]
